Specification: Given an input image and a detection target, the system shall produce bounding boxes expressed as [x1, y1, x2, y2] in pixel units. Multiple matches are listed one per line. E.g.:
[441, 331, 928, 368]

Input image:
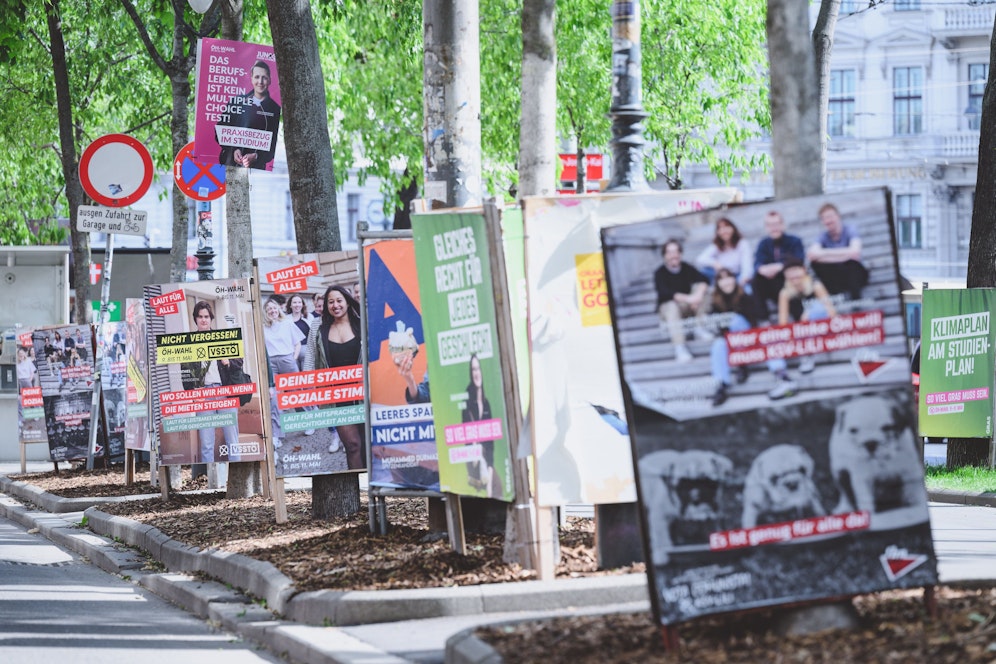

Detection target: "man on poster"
[216, 60, 281, 170]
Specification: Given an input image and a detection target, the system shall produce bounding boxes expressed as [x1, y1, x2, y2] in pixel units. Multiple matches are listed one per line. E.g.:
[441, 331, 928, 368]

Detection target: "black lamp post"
[607, 0, 648, 192]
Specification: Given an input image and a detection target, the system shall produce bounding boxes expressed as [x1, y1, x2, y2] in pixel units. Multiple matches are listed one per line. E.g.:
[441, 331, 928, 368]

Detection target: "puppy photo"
[829, 395, 928, 518]
[741, 444, 826, 528]
[639, 449, 734, 566]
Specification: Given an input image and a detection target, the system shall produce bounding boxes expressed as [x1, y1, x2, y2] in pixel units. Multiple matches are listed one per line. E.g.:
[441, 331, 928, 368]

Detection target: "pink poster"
[193, 38, 281, 172]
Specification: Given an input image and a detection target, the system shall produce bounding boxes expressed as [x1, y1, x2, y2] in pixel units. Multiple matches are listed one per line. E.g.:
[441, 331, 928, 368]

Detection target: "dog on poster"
[829, 394, 928, 517]
[639, 449, 734, 566]
[741, 444, 826, 528]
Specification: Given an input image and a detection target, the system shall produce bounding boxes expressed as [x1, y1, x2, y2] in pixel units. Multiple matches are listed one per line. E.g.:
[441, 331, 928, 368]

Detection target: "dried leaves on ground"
[10, 467, 996, 663]
[9, 467, 640, 592]
[478, 586, 996, 663]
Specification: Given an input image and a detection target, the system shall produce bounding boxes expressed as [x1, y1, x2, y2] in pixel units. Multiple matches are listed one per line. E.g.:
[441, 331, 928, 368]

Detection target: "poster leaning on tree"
[255, 251, 367, 478]
[601, 188, 937, 625]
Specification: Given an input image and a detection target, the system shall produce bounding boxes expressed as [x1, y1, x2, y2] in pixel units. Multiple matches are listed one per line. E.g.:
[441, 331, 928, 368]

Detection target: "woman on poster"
[304, 285, 364, 469]
[263, 295, 301, 449]
[181, 301, 242, 463]
[695, 217, 754, 286]
[461, 353, 500, 498]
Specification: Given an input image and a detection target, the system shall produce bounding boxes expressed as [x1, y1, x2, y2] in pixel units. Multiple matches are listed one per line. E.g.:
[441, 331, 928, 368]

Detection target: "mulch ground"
[7, 466, 996, 663]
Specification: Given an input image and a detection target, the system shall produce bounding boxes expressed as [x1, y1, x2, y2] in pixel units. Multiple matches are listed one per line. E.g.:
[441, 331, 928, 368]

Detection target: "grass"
[924, 464, 996, 494]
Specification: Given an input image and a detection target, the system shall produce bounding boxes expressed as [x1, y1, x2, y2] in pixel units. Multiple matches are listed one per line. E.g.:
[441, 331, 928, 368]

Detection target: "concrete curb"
[85, 504, 649, 626]
[928, 489, 996, 508]
[0, 486, 411, 664]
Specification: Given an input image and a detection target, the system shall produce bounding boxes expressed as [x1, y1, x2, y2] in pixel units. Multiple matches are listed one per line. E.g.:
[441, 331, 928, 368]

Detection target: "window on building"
[893, 67, 923, 135]
[896, 194, 922, 249]
[829, 70, 856, 138]
[894, 0, 920, 11]
[967, 64, 987, 131]
[346, 193, 360, 242]
[839, 0, 857, 12]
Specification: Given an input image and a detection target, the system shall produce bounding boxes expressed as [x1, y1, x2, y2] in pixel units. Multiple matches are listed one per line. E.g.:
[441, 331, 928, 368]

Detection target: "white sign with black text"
[76, 205, 148, 236]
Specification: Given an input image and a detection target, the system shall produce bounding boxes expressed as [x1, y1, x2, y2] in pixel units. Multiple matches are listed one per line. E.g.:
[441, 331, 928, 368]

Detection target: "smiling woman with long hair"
[304, 285, 365, 469]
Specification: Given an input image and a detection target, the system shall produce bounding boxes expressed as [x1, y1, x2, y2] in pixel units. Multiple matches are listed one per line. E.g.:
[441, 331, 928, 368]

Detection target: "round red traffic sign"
[173, 142, 226, 201]
[78, 134, 154, 207]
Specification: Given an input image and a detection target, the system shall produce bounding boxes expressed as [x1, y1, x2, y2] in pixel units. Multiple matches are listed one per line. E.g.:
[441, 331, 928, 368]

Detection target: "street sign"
[173, 141, 226, 201]
[76, 205, 148, 236]
[79, 134, 154, 207]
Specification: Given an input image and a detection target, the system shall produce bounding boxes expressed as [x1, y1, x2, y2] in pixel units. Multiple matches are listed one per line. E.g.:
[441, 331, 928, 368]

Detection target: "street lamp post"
[606, 0, 648, 192]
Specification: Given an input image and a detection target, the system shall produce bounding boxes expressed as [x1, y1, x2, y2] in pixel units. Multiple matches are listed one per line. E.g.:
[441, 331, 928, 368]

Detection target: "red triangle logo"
[880, 552, 928, 581]
[858, 360, 888, 377]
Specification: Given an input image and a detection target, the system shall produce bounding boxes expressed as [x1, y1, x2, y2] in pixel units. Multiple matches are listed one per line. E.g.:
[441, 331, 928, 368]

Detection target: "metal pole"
[191, 200, 214, 480]
[195, 201, 216, 280]
[606, 0, 648, 192]
[86, 232, 115, 470]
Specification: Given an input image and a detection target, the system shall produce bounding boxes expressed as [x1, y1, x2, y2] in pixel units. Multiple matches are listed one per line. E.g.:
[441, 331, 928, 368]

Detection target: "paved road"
[0, 516, 281, 664]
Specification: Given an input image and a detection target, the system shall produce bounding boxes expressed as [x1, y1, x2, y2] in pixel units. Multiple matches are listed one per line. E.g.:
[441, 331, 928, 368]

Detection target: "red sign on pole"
[79, 134, 154, 207]
[558, 153, 604, 183]
[173, 142, 226, 201]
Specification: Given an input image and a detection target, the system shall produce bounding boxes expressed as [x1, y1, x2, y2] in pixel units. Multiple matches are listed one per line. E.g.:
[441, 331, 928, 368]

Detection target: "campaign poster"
[412, 211, 514, 501]
[124, 298, 151, 452]
[98, 320, 128, 458]
[17, 331, 47, 447]
[193, 38, 281, 172]
[30, 324, 96, 461]
[144, 279, 266, 466]
[364, 238, 439, 491]
[523, 189, 739, 506]
[918, 288, 996, 438]
[601, 188, 936, 625]
[256, 251, 367, 477]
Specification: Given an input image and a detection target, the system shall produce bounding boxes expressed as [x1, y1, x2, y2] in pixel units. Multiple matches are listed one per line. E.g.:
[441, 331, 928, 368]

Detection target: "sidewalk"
[2, 463, 995, 664]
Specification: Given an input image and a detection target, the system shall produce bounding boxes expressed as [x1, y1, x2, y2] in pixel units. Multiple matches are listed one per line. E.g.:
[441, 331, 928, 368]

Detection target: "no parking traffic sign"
[174, 142, 226, 201]
[78, 133, 153, 207]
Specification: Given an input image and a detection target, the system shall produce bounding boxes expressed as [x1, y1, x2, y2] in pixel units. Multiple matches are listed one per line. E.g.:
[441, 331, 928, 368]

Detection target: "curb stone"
[927, 489, 996, 508]
[445, 628, 502, 664]
[1, 487, 391, 664]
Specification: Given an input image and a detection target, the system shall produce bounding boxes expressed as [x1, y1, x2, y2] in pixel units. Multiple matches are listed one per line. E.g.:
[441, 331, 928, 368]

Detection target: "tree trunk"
[961, 19, 996, 467]
[46, 0, 90, 324]
[767, 0, 823, 199]
[967, 24, 996, 289]
[422, 0, 483, 208]
[266, 0, 355, 513]
[812, 0, 840, 190]
[518, 0, 556, 198]
[312, 473, 361, 519]
[169, 71, 191, 283]
[227, 461, 263, 498]
[392, 169, 419, 230]
[946, 438, 991, 468]
[266, 0, 339, 252]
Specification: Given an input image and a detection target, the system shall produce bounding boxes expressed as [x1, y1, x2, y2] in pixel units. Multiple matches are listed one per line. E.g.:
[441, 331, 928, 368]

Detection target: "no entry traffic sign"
[79, 134, 154, 207]
[174, 142, 226, 201]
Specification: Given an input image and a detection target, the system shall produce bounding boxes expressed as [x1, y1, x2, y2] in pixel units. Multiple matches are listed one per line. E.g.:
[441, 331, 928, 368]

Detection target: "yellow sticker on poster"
[155, 328, 244, 364]
[575, 252, 610, 327]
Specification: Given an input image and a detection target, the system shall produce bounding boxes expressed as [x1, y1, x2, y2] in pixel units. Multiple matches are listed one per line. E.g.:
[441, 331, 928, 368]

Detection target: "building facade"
[682, 0, 993, 286]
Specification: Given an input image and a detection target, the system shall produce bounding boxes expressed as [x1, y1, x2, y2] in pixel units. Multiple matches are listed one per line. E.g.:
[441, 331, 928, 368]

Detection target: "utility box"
[0, 246, 70, 463]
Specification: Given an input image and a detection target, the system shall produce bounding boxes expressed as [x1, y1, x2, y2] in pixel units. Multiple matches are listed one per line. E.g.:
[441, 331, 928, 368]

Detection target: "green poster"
[412, 211, 514, 501]
[919, 288, 996, 438]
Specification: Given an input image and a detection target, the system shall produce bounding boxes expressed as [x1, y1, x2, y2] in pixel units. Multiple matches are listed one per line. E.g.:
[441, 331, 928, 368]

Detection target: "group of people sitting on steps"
[653, 203, 869, 406]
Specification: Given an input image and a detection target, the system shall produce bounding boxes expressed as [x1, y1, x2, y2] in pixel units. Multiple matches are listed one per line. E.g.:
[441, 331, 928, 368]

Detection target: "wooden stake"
[445, 493, 466, 554]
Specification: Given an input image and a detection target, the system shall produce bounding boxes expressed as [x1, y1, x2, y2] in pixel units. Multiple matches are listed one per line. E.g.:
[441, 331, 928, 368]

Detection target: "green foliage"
[35, 219, 69, 245]
[924, 463, 996, 494]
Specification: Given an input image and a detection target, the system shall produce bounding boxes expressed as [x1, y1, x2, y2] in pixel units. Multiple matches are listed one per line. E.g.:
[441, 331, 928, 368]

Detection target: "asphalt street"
[0, 516, 282, 664]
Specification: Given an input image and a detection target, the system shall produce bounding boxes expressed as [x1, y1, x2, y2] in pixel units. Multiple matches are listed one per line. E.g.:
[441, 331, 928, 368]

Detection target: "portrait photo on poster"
[193, 38, 281, 172]
[256, 251, 367, 479]
[144, 279, 265, 467]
